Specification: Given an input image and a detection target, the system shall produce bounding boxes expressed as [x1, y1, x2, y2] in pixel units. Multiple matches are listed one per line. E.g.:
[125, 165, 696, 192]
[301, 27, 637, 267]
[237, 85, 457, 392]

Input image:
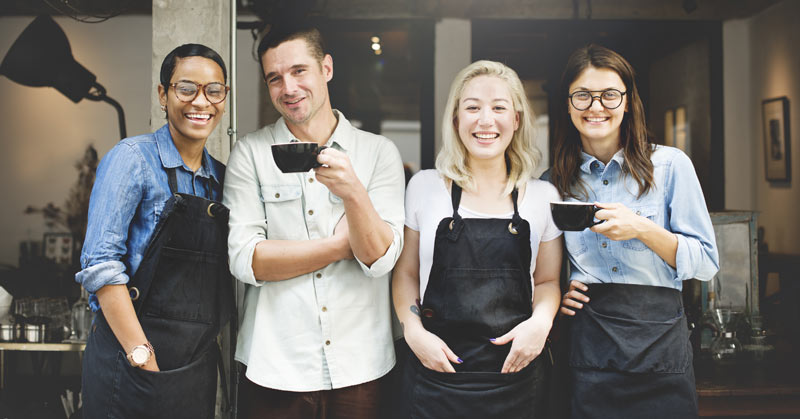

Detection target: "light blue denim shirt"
[562, 145, 718, 290]
[76, 124, 224, 311]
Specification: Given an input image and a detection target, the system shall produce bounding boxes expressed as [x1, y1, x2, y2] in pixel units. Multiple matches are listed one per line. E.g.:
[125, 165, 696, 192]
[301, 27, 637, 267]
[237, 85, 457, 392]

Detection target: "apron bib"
[400, 182, 539, 419]
[82, 168, 234, 419]
[568, 283, 697, 419]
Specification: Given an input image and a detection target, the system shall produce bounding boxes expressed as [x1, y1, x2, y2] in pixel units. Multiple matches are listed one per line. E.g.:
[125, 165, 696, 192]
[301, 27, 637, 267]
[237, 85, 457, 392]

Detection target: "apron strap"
[167, 167, 179, 195]
[447, 182, 464, 241]
[511, 187, 522, 227]
[450, 181, 463, 220]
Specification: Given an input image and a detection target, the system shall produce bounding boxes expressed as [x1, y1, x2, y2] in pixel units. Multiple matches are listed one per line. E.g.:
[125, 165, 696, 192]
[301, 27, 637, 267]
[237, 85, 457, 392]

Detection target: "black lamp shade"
[0, 15, 96, 103]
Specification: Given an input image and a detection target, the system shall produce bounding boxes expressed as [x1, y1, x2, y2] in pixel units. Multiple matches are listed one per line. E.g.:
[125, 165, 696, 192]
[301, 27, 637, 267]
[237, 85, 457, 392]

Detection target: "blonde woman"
[392, 60, 563, 418]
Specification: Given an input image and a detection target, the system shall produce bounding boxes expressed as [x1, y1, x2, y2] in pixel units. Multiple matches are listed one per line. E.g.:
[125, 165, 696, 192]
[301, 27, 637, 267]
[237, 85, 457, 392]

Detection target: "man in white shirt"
[223, 23, 405, 418]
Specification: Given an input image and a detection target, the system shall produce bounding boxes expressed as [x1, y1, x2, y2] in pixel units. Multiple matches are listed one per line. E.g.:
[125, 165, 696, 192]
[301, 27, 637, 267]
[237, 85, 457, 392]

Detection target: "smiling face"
[456, 75, 520, 166]
[262, 38, 333, 128]
[567, 66, 628, 149]
[158, 56, 226, 146]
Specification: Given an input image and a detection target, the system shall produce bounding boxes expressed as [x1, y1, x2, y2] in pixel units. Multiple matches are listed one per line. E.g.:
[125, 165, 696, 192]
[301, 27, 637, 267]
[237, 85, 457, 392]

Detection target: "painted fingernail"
[489, 338, 496, 342]
[457, 358, 464, 363]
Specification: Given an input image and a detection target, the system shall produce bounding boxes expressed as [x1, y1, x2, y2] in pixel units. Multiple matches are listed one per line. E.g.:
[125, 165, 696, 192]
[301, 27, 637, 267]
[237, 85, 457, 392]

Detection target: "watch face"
[132, 347, 149, 364]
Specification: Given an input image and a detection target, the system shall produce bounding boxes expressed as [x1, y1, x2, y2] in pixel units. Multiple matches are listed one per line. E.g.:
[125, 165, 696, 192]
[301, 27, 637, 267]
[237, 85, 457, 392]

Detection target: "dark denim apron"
[399, 182, 539, 419]
[568, 283, 697, 419]
[82, 168, 234, 419]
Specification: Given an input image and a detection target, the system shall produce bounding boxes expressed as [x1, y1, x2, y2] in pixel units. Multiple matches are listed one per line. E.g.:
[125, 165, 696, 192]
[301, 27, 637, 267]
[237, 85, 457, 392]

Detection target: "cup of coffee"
[271, 142, 328, 173]
[550, 202, 602, 231]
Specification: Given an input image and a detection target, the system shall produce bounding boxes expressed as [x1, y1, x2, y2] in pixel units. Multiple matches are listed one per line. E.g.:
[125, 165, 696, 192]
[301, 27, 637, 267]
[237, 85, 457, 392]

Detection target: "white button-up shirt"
[224, 111, 405, 391]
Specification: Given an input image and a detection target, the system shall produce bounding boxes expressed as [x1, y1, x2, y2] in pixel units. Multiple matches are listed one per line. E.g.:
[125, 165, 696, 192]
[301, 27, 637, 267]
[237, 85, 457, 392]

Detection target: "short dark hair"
[257, 23, 325, 76]
[160, 44, 227, 91]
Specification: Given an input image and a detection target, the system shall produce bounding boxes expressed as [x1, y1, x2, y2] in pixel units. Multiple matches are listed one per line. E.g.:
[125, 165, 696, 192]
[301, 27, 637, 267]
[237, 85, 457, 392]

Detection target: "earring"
[160, 105, 166, 111]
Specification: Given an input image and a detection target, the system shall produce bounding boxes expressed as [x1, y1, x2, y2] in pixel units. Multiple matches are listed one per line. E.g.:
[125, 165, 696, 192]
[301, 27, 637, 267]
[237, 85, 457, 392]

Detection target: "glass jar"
[70, 288, 93, 341]
[711, 331, 742, 364]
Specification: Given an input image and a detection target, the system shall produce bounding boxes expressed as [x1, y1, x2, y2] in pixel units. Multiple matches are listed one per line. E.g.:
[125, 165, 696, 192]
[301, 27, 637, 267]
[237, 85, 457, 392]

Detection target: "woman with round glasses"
[77, 43, 234, 419]
[549, 44, 718, 418]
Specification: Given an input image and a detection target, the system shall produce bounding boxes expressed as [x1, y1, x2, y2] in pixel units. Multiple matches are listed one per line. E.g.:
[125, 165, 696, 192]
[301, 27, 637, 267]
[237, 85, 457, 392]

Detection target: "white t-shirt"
[405, 169, 562, 301]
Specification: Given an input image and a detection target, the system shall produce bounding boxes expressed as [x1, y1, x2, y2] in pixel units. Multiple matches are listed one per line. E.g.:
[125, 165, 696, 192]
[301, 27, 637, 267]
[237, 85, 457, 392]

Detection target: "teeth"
[474, 133, 498, 139]
[186, 113, 210, 120]
[586, 117, 607, 122]
[286, 98, 303, 104]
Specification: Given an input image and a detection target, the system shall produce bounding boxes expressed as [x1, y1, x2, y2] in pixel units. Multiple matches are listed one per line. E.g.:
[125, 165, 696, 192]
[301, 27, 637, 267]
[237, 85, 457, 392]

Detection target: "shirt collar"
[579, 148, 625, 174]
[275, 109, 351, 152]
[154, 124, 220, 184]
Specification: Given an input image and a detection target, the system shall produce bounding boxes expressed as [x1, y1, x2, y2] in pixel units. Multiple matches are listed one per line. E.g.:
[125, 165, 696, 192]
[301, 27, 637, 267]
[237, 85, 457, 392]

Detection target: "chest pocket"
[260, 184, 303, 239]
[622, 205, 659, 251]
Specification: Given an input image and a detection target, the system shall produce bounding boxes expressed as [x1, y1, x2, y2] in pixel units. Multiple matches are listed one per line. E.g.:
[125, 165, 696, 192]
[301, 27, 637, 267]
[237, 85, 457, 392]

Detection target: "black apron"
[568, 283, 697, 419]
[82, 168, 234, 419]
[399, 182, 539, 419]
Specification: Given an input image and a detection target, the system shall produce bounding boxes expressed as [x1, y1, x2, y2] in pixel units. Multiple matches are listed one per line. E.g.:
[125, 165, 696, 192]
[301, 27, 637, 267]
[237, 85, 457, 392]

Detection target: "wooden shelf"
[0, 342, 85, 352]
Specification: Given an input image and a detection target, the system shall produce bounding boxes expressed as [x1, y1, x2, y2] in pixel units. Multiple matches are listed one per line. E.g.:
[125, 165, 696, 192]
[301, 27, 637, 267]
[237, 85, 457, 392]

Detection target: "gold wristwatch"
[127, 341, 154, 367]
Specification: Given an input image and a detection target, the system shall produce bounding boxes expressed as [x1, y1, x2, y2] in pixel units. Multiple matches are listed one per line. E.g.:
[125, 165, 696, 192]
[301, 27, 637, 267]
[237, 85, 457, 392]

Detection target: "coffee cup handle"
[591, 205, 605, 227]
[313, 146, 329, 168]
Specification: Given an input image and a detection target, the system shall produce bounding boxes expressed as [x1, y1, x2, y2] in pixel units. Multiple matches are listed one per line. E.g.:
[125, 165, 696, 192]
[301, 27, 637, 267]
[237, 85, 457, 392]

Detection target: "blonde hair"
[435, 60, 540, 195]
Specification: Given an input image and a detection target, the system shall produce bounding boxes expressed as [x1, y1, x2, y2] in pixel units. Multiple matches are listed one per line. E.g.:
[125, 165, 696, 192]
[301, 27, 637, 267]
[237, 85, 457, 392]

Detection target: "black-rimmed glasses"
[568, 89, 626, 111]
[170, 81, 229, 104]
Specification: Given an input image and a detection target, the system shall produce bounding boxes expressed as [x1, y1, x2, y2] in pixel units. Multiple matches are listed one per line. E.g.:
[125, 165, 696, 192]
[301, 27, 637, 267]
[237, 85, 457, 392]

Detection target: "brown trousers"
[238, 373, 387, 419]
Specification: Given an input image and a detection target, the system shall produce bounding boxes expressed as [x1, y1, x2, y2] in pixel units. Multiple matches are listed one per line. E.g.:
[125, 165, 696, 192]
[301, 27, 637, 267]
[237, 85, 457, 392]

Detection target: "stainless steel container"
[24, 324, 45, 343]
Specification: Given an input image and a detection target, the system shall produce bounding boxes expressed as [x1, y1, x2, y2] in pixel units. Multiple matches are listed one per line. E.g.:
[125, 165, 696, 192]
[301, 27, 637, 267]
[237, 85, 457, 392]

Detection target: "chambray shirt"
[76, 124, 224, 311]
[224, 111, 405, 391]
[561, 146, 718, 290]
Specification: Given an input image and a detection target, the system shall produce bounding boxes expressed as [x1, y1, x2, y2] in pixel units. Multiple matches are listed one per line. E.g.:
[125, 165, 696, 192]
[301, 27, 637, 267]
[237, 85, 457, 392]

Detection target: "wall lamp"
[0, 15, 127, 139]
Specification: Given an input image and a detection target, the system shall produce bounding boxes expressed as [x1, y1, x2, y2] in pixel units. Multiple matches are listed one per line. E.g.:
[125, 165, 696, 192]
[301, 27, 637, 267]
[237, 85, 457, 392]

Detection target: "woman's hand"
[591, 202, 649, 241]
[561, 280, 589, 316]
[140, 353, 160, 372]
[405, 325, 462, 373]
[591, 202, 679, 268]
[491, 317, 549, 373]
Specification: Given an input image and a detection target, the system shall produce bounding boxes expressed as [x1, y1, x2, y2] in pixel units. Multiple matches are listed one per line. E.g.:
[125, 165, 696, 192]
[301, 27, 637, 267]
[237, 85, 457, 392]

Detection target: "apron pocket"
[410, 359, 535, 419]
[142, 246, 220, 324]
[434, 268, 531, 336]
[569, 303, 690, 374]
[109, 345, 218, 419]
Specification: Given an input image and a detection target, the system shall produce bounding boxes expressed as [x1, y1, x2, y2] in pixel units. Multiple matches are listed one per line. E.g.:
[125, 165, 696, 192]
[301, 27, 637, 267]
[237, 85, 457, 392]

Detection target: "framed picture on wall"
[762, 97, 791, 182]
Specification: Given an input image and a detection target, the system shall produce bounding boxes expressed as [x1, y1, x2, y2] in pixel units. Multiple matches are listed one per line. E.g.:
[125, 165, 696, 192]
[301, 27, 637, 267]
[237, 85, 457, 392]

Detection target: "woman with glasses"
[550, 44, 718, 418]
[77, 44, 233, 419]
[393, 60, 562, 418]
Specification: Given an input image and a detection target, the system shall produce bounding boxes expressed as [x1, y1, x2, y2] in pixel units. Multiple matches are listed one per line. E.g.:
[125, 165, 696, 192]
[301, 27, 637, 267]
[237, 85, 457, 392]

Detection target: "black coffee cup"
[550, 202, 603, 231]
[271, 142, 328, 173]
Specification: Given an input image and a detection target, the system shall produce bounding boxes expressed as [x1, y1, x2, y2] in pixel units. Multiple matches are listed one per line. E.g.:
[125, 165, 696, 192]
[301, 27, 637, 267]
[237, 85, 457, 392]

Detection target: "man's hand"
[314, 148, 364, 201]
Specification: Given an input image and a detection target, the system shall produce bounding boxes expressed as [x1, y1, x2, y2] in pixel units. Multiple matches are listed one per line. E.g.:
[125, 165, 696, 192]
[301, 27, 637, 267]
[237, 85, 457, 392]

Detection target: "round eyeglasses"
[170, 81, 229, 104]
[568, 89, 626, 111]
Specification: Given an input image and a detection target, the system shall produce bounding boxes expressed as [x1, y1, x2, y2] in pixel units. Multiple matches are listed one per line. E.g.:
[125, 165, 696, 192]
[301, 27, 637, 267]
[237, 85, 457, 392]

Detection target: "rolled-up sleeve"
[76, 143, 144, 292]
[354, 139, 406, 278]
[223, 137, 268, 286]
[667, 151, 720, 281]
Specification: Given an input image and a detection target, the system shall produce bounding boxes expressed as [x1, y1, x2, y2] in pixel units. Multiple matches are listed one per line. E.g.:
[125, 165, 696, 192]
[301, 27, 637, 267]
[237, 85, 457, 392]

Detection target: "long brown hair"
[551, 44, 655, 200]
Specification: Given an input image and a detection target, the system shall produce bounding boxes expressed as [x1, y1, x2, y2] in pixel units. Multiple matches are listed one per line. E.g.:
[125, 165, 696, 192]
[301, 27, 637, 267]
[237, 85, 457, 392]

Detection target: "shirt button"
[308, 210, 314, 216]
[601, 242, 607, 248]
[322, 306, 327, 312]
[316, 273, 322, 278]
[325, 340, 331, 345]
[308, 178, 314, 183]
[612, 266, 618, 273]
[274, 193, 280, 198]
[603, 180, 609, 185]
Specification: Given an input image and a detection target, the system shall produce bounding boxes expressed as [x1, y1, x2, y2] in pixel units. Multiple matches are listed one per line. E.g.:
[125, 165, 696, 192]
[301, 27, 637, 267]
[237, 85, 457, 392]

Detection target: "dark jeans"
[238, 370, 387, 419]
